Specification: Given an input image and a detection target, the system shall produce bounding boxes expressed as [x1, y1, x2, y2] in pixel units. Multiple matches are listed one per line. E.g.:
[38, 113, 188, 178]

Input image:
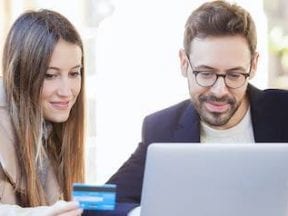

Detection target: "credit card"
[72, 183, 116, 211]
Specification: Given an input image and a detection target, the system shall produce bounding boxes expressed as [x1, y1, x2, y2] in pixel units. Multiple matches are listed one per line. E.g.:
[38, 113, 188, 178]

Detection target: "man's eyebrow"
[226, 66, 247, 72]
[193, 65, 247, 72]
[193, 65, 216, 70]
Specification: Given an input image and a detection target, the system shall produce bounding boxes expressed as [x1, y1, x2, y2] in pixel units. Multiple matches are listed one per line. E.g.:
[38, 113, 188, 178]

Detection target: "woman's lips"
[50, 101, 70, 110]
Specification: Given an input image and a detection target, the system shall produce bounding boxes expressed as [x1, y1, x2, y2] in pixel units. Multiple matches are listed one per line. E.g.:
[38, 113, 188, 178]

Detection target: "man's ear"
[249, 52, 259, 79]
[179, 48, 188, 77]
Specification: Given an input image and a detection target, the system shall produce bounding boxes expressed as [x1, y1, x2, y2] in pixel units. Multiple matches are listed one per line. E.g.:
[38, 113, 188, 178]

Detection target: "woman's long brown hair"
[2, 9, 85, 206]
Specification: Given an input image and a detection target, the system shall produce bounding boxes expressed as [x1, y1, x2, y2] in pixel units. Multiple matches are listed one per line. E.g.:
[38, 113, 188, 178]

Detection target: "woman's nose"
[57, 78, 73, 97]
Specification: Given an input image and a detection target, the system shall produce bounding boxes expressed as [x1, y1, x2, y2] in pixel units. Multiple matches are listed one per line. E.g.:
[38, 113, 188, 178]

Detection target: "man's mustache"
[199, 95, 235, 105]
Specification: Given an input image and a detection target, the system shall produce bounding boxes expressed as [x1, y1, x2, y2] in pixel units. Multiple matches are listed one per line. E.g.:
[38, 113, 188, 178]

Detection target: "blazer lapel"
[248, 84, 284, 142]
[173, 102, 200, 142]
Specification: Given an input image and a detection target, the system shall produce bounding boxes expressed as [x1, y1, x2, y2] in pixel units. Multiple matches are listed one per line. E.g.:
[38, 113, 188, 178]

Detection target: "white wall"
[93, 0, 268, 183]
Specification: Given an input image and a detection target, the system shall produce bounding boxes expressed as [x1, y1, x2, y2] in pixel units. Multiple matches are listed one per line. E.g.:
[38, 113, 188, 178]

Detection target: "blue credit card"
[72, 183, 116, 211]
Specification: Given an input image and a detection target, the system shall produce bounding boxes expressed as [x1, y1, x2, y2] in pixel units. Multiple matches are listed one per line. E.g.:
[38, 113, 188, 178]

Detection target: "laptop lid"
[140, 143, 288, 216]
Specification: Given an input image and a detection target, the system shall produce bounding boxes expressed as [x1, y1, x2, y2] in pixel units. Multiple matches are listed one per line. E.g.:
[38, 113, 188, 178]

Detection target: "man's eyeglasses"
[186, 56, 251, 89]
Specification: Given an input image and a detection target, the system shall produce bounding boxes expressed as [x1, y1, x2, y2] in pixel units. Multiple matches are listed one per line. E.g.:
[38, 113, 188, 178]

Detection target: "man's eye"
[227, 73, 241, 80]
[199, 71, 214, 78]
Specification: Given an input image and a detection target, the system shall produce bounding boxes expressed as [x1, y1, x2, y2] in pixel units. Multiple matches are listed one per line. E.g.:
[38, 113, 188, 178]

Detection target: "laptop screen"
[140, 143, 288, 216]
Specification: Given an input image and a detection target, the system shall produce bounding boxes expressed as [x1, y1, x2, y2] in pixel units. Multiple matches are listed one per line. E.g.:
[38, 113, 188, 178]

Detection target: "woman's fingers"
[47, 200, 83, 216]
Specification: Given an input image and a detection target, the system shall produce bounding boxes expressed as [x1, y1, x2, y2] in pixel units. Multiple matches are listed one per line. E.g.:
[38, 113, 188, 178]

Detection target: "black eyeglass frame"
[186, 55, 252, 89]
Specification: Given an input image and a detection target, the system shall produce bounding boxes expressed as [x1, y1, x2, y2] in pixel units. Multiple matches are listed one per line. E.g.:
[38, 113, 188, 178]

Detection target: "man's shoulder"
[144, 99, 191, 123]
[262, 88, 288, 99]
[142, 99, 197, 134]
[249, 85, 288, 124]
[249, 85, 288, 105]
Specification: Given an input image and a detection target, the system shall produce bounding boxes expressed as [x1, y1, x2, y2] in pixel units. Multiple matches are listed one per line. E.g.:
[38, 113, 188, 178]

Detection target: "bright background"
[0, 0, 287, 184]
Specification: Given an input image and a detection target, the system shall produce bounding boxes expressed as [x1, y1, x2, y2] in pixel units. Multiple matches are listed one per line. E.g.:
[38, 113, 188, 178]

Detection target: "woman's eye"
[45, 73, 57, 79]
[70, 71, 81, 77]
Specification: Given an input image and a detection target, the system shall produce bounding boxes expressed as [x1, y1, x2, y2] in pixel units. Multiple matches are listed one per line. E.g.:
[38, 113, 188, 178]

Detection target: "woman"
[0, 9, 85, 215]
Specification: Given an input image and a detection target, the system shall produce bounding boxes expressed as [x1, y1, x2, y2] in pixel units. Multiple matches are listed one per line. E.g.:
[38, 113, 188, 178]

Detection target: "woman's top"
[0, 79, 62, 215]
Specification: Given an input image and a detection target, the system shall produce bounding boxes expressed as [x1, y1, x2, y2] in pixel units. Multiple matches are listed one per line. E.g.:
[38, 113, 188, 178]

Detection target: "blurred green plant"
[269, 26, 288, 72]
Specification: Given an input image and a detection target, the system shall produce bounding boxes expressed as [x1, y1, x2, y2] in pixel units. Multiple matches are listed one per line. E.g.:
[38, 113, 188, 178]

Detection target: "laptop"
[140, 143, 288, 216]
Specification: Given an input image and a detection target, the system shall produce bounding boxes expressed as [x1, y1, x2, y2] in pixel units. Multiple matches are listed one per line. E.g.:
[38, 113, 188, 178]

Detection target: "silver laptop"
[140, 143, 288, 216]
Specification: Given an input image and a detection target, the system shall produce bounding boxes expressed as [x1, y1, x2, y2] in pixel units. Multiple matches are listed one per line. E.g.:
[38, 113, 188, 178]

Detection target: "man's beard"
[193, 94, 239, 127]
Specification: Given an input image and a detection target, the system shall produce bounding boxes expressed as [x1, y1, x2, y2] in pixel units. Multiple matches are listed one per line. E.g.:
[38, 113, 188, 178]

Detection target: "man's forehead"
[188, 36, 252, 68]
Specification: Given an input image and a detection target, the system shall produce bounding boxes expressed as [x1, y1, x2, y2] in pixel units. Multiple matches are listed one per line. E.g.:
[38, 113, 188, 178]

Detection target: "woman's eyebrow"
[47, 64, 82, 71]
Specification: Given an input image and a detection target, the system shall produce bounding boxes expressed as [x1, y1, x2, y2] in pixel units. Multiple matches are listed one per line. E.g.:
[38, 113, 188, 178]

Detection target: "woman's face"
[41, 39, 82, 123]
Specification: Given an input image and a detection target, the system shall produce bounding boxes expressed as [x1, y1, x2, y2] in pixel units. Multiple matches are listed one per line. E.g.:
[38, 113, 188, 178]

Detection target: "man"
[106, 0, 288, 215]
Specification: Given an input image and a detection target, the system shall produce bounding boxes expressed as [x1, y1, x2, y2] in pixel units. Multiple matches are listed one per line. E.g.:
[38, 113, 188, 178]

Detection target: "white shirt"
[200, 108, 255, 143]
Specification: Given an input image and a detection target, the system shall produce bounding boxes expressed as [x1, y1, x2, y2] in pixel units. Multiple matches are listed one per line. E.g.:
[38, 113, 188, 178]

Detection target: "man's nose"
[209, 76, 229, 97]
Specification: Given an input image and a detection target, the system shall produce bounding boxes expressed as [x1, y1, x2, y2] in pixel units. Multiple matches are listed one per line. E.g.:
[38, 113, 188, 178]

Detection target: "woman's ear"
[249, 52, 259, 79]
[179, 49, 188, 77]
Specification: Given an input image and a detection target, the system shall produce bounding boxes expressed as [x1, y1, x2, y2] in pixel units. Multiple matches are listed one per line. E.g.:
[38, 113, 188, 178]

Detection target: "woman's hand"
[46, 200, 83, 216]
[0, 200, 83, 216]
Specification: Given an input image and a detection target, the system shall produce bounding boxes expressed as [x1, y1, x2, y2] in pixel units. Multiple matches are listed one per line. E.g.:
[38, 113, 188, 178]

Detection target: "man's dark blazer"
[99, 84, 288, 215]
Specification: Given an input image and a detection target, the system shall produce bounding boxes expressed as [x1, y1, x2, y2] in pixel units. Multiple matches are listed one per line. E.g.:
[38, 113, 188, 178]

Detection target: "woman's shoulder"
[0, 85, 19, 190]
[0, 79, 7, 107]
[0, 79, 13, 151]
